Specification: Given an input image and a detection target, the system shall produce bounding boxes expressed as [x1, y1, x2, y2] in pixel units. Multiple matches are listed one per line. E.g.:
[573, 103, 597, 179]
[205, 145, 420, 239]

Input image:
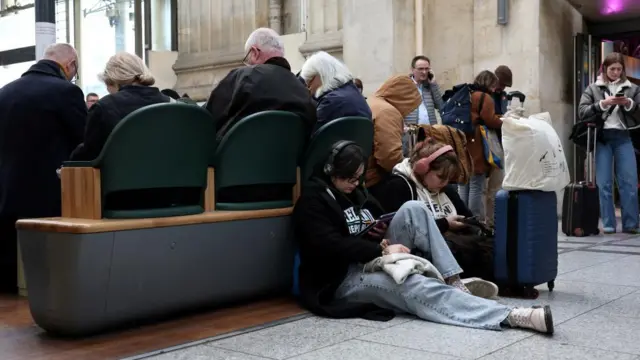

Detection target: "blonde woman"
[70, 52, 169, 161]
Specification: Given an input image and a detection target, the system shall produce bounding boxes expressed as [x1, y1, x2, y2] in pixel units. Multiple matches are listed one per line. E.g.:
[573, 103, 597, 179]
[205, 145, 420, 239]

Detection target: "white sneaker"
[507, 306, 554, 334]
[462, 277, 499, 299]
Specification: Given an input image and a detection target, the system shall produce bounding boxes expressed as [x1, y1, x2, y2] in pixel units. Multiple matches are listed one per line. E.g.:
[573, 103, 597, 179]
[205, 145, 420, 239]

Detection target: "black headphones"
[324, 140, 356, 176]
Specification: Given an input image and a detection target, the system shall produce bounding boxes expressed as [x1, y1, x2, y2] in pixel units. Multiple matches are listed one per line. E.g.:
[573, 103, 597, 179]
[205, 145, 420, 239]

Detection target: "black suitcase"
[562, 124, 600, 237]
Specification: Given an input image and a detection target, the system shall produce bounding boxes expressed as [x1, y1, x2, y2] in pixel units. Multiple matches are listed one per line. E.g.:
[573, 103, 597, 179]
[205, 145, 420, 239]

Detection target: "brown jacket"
[365, 76, 422, 187]
[468, 91, 502, 175]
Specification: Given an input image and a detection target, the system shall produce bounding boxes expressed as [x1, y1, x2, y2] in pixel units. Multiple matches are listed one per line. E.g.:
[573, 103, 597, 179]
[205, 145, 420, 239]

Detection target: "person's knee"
[399, 200, 429, 214]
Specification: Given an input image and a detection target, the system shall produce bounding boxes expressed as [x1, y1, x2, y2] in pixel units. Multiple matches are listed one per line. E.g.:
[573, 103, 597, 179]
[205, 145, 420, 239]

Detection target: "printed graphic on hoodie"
[343, 206, 376, 235]
[425, 193, 456, 219]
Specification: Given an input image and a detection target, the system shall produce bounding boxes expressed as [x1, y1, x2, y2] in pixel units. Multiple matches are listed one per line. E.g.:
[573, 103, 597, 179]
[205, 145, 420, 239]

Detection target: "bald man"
[0, 43, 86, 293]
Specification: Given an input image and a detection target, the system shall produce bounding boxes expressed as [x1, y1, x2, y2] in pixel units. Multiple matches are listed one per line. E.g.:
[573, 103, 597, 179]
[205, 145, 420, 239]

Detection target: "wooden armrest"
[16, 207, 293, 234]
[61, 167, 102, 219]
[205, 167, 215, 211]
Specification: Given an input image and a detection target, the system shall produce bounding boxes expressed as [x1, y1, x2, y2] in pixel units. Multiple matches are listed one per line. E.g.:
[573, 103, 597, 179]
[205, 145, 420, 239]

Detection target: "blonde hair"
[99, 52, 155, 87]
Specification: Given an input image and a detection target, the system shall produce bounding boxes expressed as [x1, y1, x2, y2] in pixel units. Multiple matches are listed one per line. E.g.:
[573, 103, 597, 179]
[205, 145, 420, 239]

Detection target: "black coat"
[292, 176, 394, 321]
[204, 57, 316, 140]
[70, 85, 170, 161]
[0, 60, 86, 218]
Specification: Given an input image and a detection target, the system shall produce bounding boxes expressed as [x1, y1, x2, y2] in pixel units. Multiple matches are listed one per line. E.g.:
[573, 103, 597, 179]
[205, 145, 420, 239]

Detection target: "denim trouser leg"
[458, 174, 486, 218]
[334, 266, 511, 330]
[385, 200, 462, 278]
[596, 130, 639, 231]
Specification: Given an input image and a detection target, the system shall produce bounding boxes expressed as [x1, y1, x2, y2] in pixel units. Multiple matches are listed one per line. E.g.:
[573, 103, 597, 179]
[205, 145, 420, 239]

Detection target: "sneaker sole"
[462, 278, 499, 299]
[533, 305, 554, 335]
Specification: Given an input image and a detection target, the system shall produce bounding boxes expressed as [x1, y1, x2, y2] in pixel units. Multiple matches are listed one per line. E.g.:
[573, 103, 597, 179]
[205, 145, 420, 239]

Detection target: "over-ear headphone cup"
[324, 163, 333, 175]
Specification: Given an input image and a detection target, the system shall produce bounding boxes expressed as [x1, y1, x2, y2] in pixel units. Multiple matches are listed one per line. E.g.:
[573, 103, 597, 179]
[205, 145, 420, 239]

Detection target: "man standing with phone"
[403, 56, 445, 156]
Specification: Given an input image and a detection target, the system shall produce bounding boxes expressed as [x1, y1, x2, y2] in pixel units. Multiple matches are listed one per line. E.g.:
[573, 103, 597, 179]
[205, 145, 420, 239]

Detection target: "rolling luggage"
[494, 189, 558, 298]
[562, 124, 600, 237]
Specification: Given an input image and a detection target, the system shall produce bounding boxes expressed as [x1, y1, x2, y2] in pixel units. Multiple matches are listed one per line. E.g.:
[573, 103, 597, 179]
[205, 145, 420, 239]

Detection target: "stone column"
[342, 0, 415, 95]
[269, 0, 283, 34]
[173, 0, 270, 100]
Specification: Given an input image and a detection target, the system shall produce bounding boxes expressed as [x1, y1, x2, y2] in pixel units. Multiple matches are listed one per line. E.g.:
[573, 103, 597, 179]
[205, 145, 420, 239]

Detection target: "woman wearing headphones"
[376, 138, 495, 284]
[292, 141, 554, 334]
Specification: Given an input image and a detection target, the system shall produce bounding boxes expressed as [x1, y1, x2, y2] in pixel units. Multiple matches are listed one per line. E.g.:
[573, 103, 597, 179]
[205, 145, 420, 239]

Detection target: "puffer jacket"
[578, 77, 640, 130]
[365, 75, 421, 188]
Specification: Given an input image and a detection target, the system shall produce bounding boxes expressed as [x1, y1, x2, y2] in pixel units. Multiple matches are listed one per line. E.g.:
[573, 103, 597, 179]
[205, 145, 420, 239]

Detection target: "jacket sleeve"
[444, 184, 473, 217]
[69, 104, 110, 161]
[623, 85, 640, 122]
[61, 85, 88, 150]
[430, 82, 445, 111]
[373, 109, 404, 172]
[374, 176, 414, 213]
[293, 195, 382, 264]
[478, 93, 503, 129]
[578, 85, 601, 121]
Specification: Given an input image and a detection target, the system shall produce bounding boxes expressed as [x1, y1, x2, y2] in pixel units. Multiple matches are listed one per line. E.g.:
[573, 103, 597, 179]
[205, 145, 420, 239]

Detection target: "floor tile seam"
[553, 276, 640, 288]
[277, 335, 387, 360]
[206, 344, 280, 360]
[211, 319, 384, 360]
[354, 337, 470, 359]
[555, 253, 636, 275]
[473, 333, 538, 359]
[121, 313, 312, 360]
[538, 339, 640, 357]
[552, 291, 640, 328]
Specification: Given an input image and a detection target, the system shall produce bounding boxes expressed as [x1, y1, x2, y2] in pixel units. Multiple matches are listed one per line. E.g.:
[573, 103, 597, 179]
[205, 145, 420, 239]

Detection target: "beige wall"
[148, 50, 179, 91]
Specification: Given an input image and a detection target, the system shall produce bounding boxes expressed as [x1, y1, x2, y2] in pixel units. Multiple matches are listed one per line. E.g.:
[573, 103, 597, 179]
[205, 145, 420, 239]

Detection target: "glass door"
[573, 33, 602, 182]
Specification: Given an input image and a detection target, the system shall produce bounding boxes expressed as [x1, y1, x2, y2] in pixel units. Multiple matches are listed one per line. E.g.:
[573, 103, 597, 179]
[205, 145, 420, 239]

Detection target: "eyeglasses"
[242, 47, 260, 66]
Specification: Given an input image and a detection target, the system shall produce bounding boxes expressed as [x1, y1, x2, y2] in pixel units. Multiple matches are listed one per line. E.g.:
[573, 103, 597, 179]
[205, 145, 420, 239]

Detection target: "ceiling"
[568, 0, 640, 22]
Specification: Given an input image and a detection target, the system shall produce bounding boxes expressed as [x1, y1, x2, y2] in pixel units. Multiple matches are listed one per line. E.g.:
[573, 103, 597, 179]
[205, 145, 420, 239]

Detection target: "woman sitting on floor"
[375, 138, 495, 282]
[292, 140, 554, 334]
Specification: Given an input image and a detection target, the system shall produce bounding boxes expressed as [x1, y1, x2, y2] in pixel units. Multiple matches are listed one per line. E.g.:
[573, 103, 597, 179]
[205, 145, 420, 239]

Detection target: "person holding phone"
[405, 55, 444, 127]
[376, 138, 497, 285]
[292, 140, 554, 334]
[578, 52, 640, 234]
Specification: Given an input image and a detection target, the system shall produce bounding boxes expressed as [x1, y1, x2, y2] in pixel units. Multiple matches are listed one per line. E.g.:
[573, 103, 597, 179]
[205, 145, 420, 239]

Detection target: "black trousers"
[0, 217, 18, 294]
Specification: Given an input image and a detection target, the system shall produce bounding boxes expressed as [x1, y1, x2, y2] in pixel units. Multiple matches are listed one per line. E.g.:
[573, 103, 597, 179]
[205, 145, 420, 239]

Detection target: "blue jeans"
[334, 201, 511, 330]
[596, 129, 639, 232]
[458, 174, 487, 218]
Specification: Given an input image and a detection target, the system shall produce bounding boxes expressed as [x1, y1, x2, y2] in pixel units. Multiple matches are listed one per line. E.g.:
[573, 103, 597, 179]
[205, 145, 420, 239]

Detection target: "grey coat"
[404, 80, 444, 125]
[578, 78, 640, 130]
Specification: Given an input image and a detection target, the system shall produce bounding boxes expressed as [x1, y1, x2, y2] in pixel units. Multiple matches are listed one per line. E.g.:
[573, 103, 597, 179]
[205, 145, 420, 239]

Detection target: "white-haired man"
[0, 43, 86, 293]
[204, 28, 316, 139]
[203, 28, 317, 204]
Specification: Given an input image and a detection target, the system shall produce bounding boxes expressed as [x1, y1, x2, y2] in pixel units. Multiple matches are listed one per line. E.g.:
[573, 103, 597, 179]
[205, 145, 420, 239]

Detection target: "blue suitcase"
[494, 189, 558, 297]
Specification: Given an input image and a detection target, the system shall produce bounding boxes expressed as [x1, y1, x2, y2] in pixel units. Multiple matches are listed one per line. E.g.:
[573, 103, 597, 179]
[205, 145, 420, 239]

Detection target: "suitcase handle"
[586, 125, 597, 184]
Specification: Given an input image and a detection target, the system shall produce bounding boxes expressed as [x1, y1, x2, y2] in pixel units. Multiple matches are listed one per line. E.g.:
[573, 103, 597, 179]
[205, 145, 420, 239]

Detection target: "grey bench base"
[18, 216, 294, 336]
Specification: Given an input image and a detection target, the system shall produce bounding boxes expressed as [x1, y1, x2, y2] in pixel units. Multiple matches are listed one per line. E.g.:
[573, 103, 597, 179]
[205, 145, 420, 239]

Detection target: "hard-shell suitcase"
[494, 189, 558, 298]
[562, 124, 600, 236]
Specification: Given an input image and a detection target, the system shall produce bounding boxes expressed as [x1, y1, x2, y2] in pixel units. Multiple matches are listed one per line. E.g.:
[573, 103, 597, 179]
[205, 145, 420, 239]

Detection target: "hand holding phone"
[615, 92, 625, 98]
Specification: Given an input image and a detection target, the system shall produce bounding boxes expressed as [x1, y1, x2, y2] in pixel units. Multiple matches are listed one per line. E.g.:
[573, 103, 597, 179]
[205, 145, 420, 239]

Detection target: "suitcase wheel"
[547, 280, 555, 292]
[573, 228, 584, 237]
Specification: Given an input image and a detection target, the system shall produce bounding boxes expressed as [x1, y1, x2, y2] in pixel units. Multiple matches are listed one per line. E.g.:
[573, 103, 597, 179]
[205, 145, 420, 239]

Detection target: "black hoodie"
[292, 172, 394, 321]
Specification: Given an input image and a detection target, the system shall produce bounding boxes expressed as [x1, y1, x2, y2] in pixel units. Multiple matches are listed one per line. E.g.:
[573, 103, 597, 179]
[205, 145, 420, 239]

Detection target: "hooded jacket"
[375, 158, 472, 234]
[292, 171, 394, 321]
[365, 76, 422, 188]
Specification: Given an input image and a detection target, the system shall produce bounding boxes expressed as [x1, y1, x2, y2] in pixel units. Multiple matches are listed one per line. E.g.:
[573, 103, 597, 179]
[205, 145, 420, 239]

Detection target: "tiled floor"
[131, 231, 640, 360]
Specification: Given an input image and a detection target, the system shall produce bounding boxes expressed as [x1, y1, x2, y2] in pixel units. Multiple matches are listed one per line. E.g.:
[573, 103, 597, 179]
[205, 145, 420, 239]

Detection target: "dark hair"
[602, 52, 627, 82]
[330, 142, 365, 178]
[353, 78, 363, 91]
[86, 92, 98, 99]
[494, 65, 512, 87]
[410, 138, 459, 181]
[473, 70, 499, 91]
[161, 88, 181, 100]
[411, 55, 431, 68]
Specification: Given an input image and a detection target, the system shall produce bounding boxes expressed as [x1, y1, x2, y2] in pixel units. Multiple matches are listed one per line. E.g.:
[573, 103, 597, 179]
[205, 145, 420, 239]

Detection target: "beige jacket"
[365, 75, 422, 187]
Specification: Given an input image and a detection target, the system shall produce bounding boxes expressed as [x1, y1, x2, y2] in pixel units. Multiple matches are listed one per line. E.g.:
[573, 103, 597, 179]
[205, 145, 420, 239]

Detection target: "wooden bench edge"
[16, 207, 293, 234]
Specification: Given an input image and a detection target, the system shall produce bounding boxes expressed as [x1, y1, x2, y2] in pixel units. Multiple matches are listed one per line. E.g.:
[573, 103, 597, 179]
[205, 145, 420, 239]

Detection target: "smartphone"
[377, 212, 396, 224]
[616, 92, 625, 97]
[355, 222, 378, 237]
[427, 71, 434, 81]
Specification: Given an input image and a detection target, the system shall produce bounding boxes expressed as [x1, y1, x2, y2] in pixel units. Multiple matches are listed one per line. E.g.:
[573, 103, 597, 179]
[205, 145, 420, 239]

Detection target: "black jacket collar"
[264, 56, 292, 71]
[23, 60, 67, 80]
